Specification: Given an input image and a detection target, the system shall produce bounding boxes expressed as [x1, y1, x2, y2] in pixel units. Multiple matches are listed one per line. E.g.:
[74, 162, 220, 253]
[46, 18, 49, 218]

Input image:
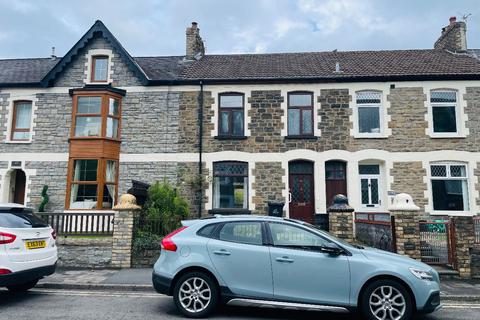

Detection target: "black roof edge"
[40, 20, 149, 87]
[69, 84, 127, 96]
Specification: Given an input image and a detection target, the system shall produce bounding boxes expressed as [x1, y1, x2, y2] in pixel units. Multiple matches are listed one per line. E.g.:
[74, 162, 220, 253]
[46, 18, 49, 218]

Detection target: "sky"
[0, 0, 479, 59]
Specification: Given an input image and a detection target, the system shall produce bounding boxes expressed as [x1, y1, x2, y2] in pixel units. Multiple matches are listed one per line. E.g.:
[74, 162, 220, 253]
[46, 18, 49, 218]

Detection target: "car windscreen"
[0, 210, 49, 228]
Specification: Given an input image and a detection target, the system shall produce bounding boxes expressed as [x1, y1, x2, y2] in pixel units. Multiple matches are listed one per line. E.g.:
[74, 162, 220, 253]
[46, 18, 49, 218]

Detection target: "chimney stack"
[434, 16, 467, 52]
[186, 22, 205, 60]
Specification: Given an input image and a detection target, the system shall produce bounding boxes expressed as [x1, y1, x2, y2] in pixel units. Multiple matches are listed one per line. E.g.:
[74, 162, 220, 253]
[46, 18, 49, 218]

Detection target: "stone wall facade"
[390, 162, 428, 215]
[56, 236, 112, 268]
[252, 162, 285, 215]
[452, 216, 476, 278]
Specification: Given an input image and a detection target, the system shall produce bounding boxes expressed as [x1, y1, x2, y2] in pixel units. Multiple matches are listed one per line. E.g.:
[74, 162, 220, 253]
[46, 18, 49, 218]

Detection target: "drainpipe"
[197, 81, 204, 218]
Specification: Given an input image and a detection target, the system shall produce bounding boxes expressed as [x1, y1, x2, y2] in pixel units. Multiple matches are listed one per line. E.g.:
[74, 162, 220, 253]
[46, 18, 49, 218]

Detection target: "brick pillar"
[328, 195, 354, 243]
[389, 193, 421, 260]
[451, 216, 475, 278]
[111, 194, 141, 268]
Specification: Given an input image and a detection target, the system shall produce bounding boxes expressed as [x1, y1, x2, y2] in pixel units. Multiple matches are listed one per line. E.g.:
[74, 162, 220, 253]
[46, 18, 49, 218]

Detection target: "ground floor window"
[359, 164, 380, 208]
[430, 163, 469, 211]
[67, 159, 118, 210]
[213, 162, 248, 209]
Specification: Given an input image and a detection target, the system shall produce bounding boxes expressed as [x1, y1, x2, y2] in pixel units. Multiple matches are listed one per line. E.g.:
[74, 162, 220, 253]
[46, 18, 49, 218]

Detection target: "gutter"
[197, 81, 204, 218]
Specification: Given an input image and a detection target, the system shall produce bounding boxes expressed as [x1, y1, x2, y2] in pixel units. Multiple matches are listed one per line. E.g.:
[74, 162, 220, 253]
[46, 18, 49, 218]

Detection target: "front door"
[12, 169, 26, 205]
[289, 161, 314, 224]
[325, 161, 347, 207]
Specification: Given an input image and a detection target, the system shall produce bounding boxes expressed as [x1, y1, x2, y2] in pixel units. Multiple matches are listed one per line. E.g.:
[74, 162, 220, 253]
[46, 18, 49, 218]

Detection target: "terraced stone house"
[1, 17, 480, 229]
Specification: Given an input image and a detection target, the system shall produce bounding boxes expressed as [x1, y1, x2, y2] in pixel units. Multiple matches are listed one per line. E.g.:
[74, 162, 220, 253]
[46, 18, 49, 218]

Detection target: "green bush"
[143, 180, 189, 234]
[132, 231, 162, 256]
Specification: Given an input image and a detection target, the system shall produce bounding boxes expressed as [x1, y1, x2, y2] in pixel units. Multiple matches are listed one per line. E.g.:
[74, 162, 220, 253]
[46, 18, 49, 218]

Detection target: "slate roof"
[134, 56, 193, 81]
[182, 49, 480, 81]
[0, 57, 60, 85]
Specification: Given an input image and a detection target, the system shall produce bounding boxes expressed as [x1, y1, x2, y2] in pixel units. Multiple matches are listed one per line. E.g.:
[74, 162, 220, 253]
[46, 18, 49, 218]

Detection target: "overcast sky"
[0, 0, 479, 59]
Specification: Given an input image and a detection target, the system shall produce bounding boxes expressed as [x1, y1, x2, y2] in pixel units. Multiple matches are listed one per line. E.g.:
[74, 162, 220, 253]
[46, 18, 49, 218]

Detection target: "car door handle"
[213, 249, 231, 256]
[276, 256, 294, 263]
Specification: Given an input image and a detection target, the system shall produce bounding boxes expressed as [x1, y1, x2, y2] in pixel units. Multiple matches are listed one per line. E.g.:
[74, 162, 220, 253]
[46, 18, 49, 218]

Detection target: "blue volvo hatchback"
[152, 215, 441, 319]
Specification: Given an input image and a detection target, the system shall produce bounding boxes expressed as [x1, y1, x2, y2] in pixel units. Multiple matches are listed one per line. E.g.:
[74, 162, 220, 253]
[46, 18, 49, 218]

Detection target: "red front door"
[289, 161, 314, 224]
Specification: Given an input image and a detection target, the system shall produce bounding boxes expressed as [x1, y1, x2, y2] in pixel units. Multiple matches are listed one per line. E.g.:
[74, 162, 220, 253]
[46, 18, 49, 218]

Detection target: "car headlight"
[409, 267, 434, 281]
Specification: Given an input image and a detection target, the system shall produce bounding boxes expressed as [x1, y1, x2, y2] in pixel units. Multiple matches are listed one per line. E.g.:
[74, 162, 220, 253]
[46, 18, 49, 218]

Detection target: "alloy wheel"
[369, 285, 406, 320]
[178, 277, 212, 313]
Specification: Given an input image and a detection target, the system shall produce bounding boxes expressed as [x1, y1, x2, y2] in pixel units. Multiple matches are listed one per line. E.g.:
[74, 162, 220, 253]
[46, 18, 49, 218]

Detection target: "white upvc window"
[354, 91, 384, 137]
[429, 90, 461, 137]
[359, 164, 381, 208]
[430, 163, 469, 213]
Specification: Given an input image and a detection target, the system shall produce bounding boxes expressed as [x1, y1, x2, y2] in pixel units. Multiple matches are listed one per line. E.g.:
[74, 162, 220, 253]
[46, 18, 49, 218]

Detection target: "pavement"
[37, 268, 480, 302]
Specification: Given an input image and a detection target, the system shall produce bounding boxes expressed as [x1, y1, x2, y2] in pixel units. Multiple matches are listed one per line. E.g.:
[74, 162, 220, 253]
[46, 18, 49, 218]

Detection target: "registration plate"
[25, 240, 46, 250]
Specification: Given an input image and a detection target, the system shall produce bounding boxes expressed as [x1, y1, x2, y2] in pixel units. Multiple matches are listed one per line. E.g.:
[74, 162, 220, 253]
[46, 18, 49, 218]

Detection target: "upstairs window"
[68, 159, 118, 210]
[72, 94, 121, 139]
[91, 56, 109, 82]
[356, 91, 382, 135]
[11, 101, 32, 141]
[430, 163, 469, 212]
[288, 92, 313, 136]
[219, 93, 244, 137]
[430, 90, 458, 134]
[213, 162, 248, 209]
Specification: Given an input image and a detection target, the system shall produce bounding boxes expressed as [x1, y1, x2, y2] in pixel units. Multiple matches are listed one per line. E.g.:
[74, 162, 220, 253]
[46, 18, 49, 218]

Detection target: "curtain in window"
[358, 107, 380, 133]
[105, 161, 116, 207]
[70, 161, 81, 205]
[15, 103, 32, 129]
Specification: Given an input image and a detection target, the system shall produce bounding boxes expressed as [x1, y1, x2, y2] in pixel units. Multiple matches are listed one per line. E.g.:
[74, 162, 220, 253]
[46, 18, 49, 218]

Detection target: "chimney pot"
[186, 22, 205, 60]
[434, 16, 467, 52]
[191, 22, 198, 28]
[449, 16, 457, 25]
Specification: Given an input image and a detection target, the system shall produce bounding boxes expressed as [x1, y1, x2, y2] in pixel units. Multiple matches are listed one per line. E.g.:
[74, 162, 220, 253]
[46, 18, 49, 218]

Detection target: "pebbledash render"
[1, 17, 480, 225]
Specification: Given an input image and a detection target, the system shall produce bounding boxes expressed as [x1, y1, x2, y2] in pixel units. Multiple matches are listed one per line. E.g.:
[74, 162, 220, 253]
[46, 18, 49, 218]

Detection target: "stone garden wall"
[56, 237, 112, 269]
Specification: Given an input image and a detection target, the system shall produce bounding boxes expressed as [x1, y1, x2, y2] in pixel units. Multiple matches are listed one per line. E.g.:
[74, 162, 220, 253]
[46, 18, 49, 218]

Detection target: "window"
[430, 90, 458, 134]
[268, 223, 330, 248]
[356, 91, 382, 135]
[11, 101, 32, 141]
[288, 92, 313, 136]
[430, 163, 469, 212]
[359, 164, 380, 208]
[91, 56, 109, 82]
[218, 222, 262, 245]
[68, 159, 118, 210]
[73, 94, 121, 139]
[218, 93, 244, 137]
[213, 162, 248, 209]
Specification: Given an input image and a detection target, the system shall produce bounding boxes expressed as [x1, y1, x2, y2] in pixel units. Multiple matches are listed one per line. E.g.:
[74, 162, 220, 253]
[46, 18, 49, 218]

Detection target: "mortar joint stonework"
[328, 195, 354, 243]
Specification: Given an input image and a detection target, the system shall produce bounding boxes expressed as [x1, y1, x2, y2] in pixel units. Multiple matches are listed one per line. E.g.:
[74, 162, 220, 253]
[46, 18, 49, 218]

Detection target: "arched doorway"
[6, 169, 26, 205]
[288, 160, 315, 224]
[325, 160, 347, 208]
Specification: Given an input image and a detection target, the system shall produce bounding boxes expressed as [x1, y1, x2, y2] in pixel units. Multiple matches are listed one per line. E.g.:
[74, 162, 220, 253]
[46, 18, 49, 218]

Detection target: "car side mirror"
[322, 242, 343, 256]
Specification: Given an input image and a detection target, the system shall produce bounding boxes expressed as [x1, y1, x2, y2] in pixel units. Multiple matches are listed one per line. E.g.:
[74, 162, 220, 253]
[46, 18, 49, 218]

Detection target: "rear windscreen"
[0, 210, 49, 228]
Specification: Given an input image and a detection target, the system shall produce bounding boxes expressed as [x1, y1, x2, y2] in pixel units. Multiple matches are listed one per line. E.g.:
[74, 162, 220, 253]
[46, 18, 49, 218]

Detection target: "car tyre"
[6, 279, 39, 293]
[360, 279, 413, 320]
[173, 271, 218, 318]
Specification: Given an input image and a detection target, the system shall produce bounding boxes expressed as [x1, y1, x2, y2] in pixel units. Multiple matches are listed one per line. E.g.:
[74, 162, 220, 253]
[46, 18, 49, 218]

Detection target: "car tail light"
[0, 268, 12, 275]
[0, 232, 16, 244]
[51, 229, 57, 240]
[161, 226, 188, 252]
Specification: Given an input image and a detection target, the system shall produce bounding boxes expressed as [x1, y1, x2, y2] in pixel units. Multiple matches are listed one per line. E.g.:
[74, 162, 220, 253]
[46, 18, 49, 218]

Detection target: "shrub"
[132, 231, 162, 256]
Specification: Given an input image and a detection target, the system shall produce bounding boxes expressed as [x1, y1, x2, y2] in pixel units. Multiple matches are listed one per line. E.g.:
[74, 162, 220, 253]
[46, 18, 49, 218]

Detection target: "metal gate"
[419, 220, 455, 267]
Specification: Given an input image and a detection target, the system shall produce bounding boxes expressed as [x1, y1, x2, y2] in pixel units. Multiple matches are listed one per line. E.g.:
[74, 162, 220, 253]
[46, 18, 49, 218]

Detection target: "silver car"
[152, 215, 441, 319]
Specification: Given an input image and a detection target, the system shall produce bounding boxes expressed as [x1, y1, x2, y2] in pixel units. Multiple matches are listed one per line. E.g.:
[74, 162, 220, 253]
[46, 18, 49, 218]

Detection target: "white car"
[0, 203, 57, 292]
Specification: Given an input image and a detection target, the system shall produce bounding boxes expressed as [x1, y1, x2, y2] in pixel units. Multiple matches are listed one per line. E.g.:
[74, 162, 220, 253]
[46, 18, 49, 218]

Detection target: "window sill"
[4, 140, 32, 144]
[429, 210, 474, 217]
[284, 136, 318, 140]
[429, 134, 466, 139]
[353, 134, 388, 139]
[214, 135, 248, 140]
[69, 137, 121, 142]
[208, 208, 251, 215]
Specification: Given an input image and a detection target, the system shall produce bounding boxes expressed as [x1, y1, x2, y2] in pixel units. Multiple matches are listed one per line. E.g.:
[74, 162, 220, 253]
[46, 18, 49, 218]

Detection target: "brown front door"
[289, 161, 314, 224]
[13, 169, 26, 205]
[325, 161, 347, 208]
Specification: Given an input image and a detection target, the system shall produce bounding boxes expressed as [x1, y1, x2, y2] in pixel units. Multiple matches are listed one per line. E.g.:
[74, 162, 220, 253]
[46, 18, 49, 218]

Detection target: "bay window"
[68, 159, 118, 210]
[430, 163, 469, 212]
[287, 92, 313, 136]
[213, 162, 248, 210]
[72, 93, 121, 139]
[430, 90, 458, 134]
[11, 101, 32, 141]
[356, 91, 382, 135]
[218, 93, 244, 137]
